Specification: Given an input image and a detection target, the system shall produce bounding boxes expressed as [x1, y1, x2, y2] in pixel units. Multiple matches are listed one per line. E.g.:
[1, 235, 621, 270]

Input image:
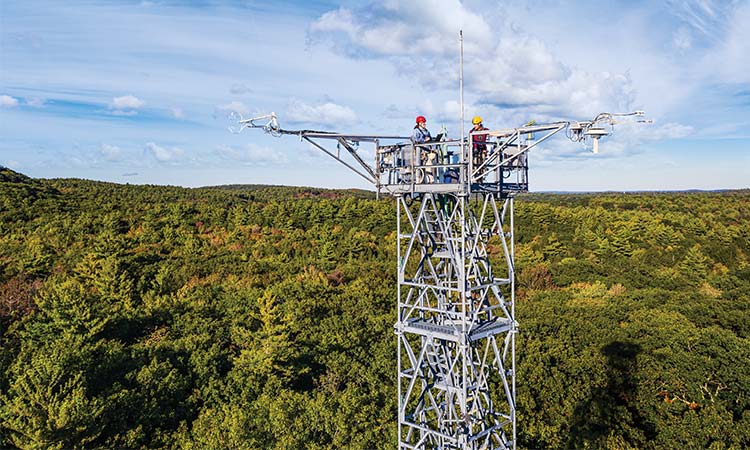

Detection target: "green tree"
[1, 340, 106, 449]
[680, 244, 710, 281]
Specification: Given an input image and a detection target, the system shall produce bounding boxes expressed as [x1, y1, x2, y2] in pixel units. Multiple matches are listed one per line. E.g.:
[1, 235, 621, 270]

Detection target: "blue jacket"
[412, 126, 432, 143]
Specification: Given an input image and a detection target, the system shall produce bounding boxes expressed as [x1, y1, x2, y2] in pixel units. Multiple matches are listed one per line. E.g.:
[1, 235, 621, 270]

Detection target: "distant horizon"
[4, 165, 746, 195]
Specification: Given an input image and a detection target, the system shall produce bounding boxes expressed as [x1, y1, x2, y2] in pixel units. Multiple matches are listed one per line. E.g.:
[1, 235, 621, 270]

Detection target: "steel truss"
[396, 192, 516, 450]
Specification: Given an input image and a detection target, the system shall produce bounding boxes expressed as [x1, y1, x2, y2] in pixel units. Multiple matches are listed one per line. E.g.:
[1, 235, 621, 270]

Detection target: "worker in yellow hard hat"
[470, 116, 489, 174]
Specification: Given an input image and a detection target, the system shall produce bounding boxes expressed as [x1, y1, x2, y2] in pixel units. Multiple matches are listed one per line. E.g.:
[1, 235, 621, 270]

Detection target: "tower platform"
[376, 140, 529, 198]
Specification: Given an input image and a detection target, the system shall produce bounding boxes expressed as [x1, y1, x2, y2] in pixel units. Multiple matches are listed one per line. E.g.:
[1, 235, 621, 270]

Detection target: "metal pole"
[302, 137, 375, 184]
[460, 194, 468, 447]
[396, 195, 402, 449]
[459, 30, 466, 184]
[511, 196, 517, 450]
[375, 139, 380, 200]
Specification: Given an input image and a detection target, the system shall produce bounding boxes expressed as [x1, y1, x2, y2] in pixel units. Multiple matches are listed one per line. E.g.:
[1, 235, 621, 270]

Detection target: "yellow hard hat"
[472, 116, 482, 125]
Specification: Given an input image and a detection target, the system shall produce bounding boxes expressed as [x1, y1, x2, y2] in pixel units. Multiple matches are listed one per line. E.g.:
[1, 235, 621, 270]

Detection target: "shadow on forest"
[567, 341, 656, 449]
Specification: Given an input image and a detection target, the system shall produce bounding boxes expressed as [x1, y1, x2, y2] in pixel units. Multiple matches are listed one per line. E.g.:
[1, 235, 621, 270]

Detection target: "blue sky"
[1, 0, 748, 191]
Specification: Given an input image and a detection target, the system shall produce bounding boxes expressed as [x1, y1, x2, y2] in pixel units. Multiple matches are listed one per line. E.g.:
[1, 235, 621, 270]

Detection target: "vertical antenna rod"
[459, 30, 465, 159]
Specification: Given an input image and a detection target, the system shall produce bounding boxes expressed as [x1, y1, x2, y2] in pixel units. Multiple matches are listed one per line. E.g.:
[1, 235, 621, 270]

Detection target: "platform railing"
[376, 138, 529, 197]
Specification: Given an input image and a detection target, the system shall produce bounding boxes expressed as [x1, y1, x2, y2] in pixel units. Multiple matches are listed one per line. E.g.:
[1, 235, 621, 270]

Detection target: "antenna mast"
[460, 30, 465, 155]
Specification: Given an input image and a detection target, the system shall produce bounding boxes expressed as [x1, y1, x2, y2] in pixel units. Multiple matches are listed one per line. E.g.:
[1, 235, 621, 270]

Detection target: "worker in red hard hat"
[412, 115, 432, 143]
[411, 116, 435, 183]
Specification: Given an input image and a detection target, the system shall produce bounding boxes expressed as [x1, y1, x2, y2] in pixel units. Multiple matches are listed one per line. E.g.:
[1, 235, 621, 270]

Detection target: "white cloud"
[311, 8, 357, 37]
[229, 83, 252, 95]
[665, 0, 739, 41]
[100, 143, 123, 161]
[310, 1, 635, 119]
[111, 94, 145, 110]
[628, 121, 694, 141]
[673, 27, 693, 51]
[0, 95, 20, 108]
[286, 99, 357, 126]
[215, 101, 249, 118]
[310, 1, 493, 57]
[215, 144, 286, 165]
[110, 109, 138, 116]
[505, 118, 694, 166]
[579, 121, 695, 160]
[170, 107, 185, 119]
[703, 2, 750, 84]
[145, 142, 184, 162]
[26, 97, 46, 107]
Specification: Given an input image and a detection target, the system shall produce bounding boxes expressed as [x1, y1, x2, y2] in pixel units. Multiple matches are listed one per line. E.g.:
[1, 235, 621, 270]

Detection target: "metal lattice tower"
[232, 82, 646, 450]
[395, 191, 517, 449]
[233, 111, 643, 449]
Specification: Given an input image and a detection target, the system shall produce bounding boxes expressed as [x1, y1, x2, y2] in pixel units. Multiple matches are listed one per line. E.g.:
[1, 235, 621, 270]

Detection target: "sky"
[1, 0, 748, 191]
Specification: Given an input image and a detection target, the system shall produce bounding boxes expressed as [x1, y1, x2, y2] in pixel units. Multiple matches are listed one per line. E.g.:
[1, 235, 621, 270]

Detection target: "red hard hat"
[416, 115, 426, 124]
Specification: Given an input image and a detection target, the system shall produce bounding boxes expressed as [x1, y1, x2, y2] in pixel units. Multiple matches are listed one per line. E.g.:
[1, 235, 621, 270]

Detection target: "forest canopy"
[1, 166, 749, 449]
